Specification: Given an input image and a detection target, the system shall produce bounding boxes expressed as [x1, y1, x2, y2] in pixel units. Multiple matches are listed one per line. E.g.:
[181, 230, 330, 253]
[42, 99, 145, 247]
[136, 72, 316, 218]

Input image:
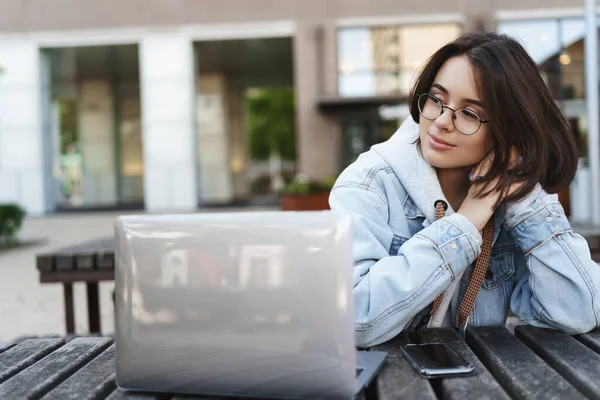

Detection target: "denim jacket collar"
[371, 118, 454, 227]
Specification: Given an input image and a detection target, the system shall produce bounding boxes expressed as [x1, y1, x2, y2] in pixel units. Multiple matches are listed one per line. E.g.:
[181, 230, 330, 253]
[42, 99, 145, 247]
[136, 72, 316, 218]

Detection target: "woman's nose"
[434, 108, 455, 132]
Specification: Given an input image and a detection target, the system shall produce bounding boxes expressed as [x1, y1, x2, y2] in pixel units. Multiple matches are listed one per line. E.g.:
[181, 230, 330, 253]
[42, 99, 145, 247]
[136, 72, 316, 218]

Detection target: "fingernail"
[517, 156, 523, 163]
[468, 172, 472, 180]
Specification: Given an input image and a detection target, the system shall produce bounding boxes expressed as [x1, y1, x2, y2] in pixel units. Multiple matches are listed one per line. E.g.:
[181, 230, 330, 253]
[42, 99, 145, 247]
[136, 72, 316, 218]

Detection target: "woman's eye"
[460, 109, 479, 120]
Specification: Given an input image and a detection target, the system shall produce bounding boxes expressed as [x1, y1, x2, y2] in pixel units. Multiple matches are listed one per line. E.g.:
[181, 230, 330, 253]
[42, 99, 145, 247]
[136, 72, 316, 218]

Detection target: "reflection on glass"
[50, 45, 143, 209]
[338, 24, 462, 97]
[195, 38, 295, 204]
[238, 245, 284, 289]
[497, 18, 586, 100]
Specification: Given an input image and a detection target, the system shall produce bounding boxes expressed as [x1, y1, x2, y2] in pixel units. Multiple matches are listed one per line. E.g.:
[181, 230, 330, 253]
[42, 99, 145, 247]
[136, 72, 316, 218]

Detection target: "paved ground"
[0, 211, 123, 340]
[0, 208, 275, 341]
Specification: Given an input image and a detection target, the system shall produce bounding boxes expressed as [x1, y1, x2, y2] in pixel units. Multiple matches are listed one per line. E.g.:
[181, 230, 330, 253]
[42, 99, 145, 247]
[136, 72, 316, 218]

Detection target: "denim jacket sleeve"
[329, 162, 483, 348]
[506, 185, 600, 334]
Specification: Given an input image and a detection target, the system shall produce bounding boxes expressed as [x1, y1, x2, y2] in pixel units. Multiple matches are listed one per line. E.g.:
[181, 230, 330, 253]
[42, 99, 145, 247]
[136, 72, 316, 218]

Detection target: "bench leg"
[64, 283, 75, 334]
[364, 377, 379, 400]
[86, 282, 101, 334]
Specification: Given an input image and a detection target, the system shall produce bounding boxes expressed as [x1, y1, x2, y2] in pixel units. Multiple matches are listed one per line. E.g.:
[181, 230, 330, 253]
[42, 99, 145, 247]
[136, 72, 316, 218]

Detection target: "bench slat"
[106, 389, 165, 399]
[96, 252, 115, 269]
[41, 344, 116, 400]
[576, 330, 600, 355]
[56, 254, 75, 270]
[0, 337, 112, 398]
[0, 339, 64, 384]
[516, 326, 600, 399]
[75, 253, 95, 269]
[0, 342, 15, 355]
[36, 254, 55, 272]
[369, 333, 437, 400]
[416, 328, 511, 400]
[467, 327, 584, 400]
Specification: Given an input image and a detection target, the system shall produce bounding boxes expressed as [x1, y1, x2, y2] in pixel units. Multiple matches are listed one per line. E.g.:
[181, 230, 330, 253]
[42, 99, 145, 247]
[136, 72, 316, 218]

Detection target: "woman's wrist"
[458, 198, 495, 231]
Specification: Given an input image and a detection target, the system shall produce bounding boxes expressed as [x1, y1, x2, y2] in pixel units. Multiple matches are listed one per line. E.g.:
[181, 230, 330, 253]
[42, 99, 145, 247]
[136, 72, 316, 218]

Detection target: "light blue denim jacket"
[330, 118, 600, 348]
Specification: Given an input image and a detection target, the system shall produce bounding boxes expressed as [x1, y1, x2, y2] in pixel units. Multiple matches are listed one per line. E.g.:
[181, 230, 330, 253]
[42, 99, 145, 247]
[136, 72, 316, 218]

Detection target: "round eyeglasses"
[417, 93, 489, 135]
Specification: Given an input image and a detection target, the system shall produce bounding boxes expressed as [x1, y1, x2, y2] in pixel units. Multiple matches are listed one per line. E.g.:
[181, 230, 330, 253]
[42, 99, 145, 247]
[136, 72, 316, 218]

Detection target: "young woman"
[330, 32, 600, 348]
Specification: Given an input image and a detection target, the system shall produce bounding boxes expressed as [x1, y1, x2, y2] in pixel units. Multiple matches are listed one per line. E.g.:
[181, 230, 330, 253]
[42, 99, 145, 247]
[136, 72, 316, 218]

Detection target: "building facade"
[0, 0, 595, 215]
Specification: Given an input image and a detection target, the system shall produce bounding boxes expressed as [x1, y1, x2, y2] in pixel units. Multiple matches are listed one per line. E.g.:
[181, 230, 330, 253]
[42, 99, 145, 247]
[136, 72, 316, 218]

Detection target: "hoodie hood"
[371, 118, 455, 226]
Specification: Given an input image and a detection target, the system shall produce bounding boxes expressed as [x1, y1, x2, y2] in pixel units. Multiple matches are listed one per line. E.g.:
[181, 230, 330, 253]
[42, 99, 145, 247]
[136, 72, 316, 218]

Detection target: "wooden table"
[36, 238, 115, 335]
[1, 326, 598, 399]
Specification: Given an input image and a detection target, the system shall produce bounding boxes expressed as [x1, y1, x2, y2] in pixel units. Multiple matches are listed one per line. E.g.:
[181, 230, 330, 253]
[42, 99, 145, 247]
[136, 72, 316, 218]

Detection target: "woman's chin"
[423, 152, 472, 170]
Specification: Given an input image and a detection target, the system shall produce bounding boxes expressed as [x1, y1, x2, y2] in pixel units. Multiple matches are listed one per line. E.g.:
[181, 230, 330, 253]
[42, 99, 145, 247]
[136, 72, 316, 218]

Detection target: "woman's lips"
[428, 134, 455, 151]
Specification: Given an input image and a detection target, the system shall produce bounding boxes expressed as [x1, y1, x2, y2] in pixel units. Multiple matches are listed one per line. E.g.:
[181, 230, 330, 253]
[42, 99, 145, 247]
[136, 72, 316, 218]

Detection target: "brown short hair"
[409, 32, 578, 205]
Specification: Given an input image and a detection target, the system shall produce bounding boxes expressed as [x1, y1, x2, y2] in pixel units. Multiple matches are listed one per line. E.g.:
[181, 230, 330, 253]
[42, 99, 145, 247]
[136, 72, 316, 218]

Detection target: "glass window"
[337, 23, 462, 97]
[49, 45, 143, 209]
[498, 17, 594, 164]
[497, 18, 586, 100]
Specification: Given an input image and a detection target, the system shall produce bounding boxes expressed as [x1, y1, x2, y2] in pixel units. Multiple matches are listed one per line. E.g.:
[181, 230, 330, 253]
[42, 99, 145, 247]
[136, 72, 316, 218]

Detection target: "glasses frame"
[417, 93, 489, 135]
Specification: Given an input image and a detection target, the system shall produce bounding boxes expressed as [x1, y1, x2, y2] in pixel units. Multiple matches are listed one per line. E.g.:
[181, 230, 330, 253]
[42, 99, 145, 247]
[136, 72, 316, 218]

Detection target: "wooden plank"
[369, 333, 437, 400]
[466, 327, 584, 400]
[41, 344, 116, 400]
[56, 253, 75, 271]
[65, 283, 75, 334]
[87, 282, 101, 333]
[37, 253, 55, 272]
[0, 339, 65, 384]
[415, 328, 511, 400]
[0, 342, 15, 355]
[516, 326, 600, 399]
[40, 270, 115, 283]
[575, 329, 600, 355]
[105, 389, 166, 399]
[96, 251, 115, 270]
[0, 337, 112, 399]
[75, 252, 95, 269]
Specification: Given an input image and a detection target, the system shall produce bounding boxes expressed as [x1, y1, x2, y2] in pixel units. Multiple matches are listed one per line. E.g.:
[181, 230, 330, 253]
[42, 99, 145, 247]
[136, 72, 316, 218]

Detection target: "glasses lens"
[418, 94, 442, 120]
[454, 108, 482, 135]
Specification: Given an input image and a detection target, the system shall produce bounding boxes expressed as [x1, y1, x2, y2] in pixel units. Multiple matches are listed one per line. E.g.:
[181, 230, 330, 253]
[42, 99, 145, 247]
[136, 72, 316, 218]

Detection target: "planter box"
[280, 191, 331, 211]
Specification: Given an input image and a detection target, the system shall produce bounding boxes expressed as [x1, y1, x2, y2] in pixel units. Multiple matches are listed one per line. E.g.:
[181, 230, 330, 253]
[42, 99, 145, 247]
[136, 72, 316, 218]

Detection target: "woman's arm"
[330, 168, 483, 348]
[505, 186, 600, 333]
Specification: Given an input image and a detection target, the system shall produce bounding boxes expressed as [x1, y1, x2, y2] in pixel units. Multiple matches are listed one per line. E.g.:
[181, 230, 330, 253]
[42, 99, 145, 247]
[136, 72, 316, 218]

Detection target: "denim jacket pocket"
[483, 245, 518, 289]
[389, 235, 408, 256]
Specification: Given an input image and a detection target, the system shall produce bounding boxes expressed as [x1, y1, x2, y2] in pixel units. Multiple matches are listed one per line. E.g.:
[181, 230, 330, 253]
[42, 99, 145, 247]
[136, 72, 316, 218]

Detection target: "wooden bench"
[36, 237, 115, 334]
[1, 326, 599, 399]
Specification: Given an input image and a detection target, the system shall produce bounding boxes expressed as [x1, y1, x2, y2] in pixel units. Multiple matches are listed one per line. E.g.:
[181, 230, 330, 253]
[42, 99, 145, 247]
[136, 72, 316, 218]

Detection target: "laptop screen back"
[114, 211, 356, 400]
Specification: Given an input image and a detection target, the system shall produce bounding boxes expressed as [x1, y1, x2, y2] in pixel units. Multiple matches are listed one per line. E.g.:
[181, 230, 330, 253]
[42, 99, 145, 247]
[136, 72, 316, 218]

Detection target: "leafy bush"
[282, 174, 337, 195]
[0, 204, 26, 245]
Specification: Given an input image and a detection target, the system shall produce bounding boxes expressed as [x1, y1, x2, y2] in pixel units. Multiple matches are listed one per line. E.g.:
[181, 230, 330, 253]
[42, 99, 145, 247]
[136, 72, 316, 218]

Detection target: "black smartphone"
[400, 343, 475, 378]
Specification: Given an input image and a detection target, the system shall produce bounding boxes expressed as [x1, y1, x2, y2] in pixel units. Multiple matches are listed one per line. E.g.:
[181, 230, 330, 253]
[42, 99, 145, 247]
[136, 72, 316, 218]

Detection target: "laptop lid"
[114, 211, 358, 399]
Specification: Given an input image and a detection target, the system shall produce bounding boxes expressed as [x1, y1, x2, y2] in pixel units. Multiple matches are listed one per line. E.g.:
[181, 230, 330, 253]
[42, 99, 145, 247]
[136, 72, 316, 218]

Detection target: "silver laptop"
[114, 210, 386, 400]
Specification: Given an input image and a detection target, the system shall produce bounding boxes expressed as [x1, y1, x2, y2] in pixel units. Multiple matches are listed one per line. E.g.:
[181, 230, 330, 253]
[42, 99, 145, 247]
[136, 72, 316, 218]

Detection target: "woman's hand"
[458, 148, 522, 231]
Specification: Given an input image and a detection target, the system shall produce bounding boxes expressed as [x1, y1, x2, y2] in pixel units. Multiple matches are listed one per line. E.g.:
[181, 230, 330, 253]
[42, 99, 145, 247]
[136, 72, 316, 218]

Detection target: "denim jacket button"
[546, 216, 553, 222]
[451, 243, 458, 249]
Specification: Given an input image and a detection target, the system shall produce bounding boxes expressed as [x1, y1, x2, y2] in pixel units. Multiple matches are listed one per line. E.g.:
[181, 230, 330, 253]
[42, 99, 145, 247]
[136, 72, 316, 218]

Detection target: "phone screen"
[401, 343, 474, 377]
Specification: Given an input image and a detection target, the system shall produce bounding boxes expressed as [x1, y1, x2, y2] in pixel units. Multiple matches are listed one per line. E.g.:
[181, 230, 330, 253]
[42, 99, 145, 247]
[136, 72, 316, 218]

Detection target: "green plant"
[0, 204, 26, 245]
[245, 87, 297, 161]
[282, 174, 337, 195]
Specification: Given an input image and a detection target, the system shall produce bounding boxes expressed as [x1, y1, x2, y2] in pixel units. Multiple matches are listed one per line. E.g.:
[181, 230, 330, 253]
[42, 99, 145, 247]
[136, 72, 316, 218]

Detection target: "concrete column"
[0, 39, 46, 215]
[294, 21, 342, 180]
[139, 33, 197, 212]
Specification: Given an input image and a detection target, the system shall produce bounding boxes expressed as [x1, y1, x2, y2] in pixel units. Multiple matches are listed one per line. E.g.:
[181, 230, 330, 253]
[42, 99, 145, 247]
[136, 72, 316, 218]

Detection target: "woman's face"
[419, 55, 493, 170]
